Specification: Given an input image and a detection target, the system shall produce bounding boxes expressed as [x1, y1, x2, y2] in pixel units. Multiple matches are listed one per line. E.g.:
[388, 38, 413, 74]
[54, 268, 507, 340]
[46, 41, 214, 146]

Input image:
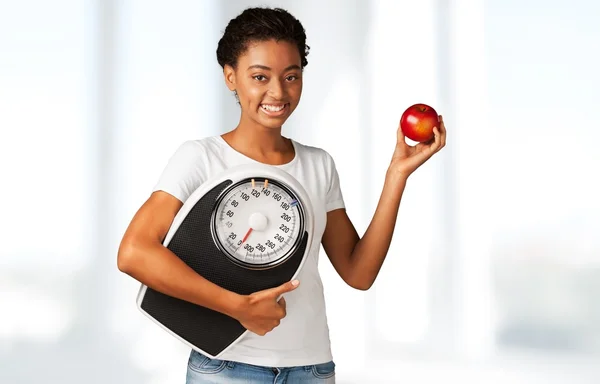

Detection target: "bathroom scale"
[136, 164, 315, 358]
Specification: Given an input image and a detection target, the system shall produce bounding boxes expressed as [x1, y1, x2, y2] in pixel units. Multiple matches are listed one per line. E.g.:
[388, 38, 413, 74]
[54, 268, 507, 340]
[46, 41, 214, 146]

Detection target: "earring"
[233, 90, 240, 104]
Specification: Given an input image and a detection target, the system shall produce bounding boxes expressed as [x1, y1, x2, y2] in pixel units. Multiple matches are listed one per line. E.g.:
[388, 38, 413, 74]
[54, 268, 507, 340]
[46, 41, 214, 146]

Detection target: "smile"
[260, 103, 289, 117]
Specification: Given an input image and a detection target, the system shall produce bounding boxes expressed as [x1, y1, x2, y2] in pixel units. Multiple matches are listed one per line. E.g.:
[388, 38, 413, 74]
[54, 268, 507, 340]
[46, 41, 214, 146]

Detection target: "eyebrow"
[247, 64, 302, 71]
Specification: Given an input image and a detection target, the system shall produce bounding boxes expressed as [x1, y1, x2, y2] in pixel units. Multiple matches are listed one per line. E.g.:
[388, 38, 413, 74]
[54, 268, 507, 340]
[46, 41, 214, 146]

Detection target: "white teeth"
[261, 104, 285, 112]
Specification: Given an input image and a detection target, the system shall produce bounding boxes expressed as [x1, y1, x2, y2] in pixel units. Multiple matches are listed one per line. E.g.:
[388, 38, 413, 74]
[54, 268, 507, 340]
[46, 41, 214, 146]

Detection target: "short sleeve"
[152, 140, 206, 203]
[324, 151, 345, 212]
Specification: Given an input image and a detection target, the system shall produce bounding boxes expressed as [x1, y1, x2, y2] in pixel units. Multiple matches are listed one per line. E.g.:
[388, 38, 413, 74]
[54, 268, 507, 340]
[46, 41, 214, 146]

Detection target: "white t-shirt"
[152, 135, 345, 367]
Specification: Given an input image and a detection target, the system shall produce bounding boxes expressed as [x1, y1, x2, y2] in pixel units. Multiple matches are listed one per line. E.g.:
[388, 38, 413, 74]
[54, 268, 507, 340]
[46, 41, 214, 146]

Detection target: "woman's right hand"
[233, 280, 300, 336]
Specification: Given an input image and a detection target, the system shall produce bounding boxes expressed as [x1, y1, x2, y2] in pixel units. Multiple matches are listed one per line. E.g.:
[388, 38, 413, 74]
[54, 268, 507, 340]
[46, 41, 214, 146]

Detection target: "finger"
[269, 279, 300, 297]
[431, 126, 442, 153]
[439, 116, 446, 148]
[418, 126, 439, 153]
[417, 128, 439, 160]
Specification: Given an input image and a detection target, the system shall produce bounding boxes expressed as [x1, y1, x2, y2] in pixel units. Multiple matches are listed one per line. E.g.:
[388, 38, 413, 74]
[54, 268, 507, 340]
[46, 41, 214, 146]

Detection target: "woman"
[118, 6, 446, 383]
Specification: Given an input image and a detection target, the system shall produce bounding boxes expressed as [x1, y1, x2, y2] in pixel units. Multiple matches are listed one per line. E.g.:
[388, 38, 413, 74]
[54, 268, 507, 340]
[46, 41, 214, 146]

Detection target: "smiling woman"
[222, 40, 303, 130]
[116, 6, 445, 384]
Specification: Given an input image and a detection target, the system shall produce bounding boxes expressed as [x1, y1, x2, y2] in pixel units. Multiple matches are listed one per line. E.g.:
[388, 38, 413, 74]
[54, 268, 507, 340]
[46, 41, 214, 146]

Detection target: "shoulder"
[170, 136, 223, 158]
[178, 136, 222, 151]
[292, 139, 337, 165]
[159, 136, 225, 176]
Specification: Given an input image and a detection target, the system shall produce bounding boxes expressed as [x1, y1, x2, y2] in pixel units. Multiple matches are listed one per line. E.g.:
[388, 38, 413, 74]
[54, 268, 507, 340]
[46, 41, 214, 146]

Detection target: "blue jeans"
[186, 350, 336, 383]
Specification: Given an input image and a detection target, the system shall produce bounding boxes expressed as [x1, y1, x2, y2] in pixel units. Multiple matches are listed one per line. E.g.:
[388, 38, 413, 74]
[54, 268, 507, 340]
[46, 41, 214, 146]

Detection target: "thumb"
[396, 119, 407, 144]
[394, 124, 408, 158]
[277, 296, 287, 310]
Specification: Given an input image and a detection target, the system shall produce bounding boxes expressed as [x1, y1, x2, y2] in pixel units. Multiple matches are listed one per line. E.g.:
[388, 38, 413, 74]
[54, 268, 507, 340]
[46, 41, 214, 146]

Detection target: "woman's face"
[224, 39, 303, 130]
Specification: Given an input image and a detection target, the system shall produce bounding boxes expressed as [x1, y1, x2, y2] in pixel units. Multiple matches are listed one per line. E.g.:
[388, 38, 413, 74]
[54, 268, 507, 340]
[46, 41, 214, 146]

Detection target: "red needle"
[241, 228, 253, 244]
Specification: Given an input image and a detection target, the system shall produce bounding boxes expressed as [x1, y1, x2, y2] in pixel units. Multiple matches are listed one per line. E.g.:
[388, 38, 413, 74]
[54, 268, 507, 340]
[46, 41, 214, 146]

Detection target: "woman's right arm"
[117, 190, 244, 318]
[117, 190, 299, 335]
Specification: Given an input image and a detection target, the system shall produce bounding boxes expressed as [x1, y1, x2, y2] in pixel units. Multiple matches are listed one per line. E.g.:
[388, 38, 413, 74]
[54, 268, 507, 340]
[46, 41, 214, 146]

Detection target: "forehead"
[238, 40, 301, 70]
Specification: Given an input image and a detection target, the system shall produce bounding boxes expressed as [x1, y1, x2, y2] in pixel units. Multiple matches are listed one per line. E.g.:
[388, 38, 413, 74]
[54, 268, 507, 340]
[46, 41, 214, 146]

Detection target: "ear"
[223, 64, 236, 91]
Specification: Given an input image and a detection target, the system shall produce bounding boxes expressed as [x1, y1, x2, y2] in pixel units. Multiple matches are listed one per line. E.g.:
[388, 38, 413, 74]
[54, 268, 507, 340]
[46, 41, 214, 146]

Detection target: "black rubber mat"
[140, 180, 308, 356]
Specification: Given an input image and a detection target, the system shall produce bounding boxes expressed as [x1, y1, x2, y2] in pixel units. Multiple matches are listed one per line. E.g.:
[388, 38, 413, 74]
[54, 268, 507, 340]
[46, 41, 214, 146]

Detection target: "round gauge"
[211, 177, 305, 269]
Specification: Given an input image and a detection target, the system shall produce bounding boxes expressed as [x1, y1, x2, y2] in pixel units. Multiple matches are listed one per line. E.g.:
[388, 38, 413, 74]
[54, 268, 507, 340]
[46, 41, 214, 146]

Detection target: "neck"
[222, 115, 294, 165]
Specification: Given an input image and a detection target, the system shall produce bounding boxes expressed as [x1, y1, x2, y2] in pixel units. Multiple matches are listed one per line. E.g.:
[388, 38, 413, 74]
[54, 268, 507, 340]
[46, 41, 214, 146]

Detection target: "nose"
[268, 79, 285, 99]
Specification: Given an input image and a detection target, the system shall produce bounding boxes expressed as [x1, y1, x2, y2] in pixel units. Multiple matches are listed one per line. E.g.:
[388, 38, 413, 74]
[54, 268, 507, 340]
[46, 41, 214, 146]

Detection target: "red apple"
[400, 103, 439, 143]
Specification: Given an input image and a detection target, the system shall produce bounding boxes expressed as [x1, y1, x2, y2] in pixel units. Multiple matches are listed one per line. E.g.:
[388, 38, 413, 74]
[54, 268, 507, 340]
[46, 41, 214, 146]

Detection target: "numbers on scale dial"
[216, 178, 302, 266]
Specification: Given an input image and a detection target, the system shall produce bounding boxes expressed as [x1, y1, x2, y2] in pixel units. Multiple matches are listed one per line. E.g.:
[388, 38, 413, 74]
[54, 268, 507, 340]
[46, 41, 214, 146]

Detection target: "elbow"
[347, 278, 373, 291]
[117, 240, 138, 275]
[350, 282, 373, 291]
[342, 267, 375, 291]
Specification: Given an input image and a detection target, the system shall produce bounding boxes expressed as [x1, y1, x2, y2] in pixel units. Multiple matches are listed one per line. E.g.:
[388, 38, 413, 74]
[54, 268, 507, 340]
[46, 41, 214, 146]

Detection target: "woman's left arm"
[322, 116, 447, 290]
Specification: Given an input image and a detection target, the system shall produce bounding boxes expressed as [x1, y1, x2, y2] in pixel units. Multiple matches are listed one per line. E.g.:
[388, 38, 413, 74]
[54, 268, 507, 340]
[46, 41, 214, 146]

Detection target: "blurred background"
[1, 0, 599, 383]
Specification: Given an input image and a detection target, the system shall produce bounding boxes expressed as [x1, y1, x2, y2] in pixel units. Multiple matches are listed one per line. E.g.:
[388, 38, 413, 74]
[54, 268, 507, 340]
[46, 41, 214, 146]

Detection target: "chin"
[261, 122, 287, 130]
[257, 115, 292, 130]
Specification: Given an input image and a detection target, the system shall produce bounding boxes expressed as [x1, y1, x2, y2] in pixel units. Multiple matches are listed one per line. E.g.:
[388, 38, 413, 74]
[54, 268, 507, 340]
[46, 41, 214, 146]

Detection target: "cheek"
[246, 86, 264, 101]
[289, 83, 303, 101]
[240, 81, 264, 103]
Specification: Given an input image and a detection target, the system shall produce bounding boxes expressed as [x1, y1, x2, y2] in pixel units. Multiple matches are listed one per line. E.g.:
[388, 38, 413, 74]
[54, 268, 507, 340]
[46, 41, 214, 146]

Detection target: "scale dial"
[211, 177, 305, 269]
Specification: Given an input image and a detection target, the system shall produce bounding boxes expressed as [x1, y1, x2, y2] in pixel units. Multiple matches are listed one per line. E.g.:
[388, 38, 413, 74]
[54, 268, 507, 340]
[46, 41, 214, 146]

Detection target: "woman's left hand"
[389, 115, 447, 179]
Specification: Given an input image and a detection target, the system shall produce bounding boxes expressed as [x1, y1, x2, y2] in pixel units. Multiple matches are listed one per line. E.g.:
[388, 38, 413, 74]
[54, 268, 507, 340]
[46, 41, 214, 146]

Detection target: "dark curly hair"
[216, 7, 310, 69]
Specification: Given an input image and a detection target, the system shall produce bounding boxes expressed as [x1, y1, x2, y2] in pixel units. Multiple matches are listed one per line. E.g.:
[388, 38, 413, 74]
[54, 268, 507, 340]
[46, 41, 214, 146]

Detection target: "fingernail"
[291, 280, 299, 286]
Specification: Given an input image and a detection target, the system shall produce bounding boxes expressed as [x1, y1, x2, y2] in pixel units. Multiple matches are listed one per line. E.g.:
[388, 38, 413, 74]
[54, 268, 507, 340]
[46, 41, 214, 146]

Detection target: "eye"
[253, 75, 267, 81]
[285, 75, 299, 82]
